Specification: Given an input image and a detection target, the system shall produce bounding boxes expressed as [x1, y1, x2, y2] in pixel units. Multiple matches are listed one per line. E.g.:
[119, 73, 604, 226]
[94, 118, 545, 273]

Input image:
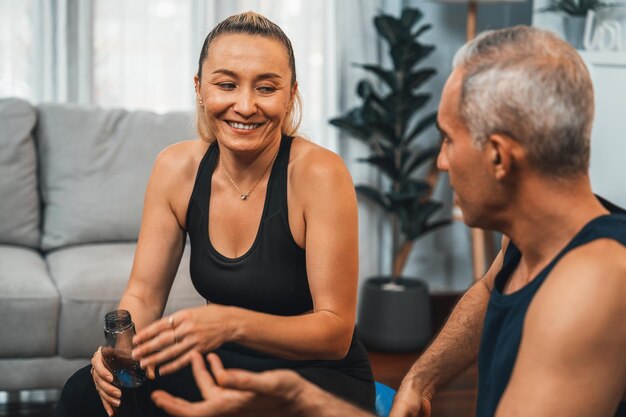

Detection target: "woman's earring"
[199, 97, 204, 106]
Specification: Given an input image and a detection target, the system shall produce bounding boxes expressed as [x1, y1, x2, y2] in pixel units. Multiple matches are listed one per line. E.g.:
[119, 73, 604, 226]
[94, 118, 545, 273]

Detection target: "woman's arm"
[119, 143, 196, 329]
[133, 144, 360, 373]
[91, 142, 198, 410]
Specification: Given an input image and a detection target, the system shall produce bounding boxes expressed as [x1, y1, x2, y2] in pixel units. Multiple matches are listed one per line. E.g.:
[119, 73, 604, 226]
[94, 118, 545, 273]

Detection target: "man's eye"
[440, 132, 451, 144]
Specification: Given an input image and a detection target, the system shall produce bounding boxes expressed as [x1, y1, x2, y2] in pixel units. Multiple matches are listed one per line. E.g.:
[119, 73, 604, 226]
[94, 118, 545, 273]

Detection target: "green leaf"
[356, 80, 375, 99]
[368, 122, 401, 147]
[356, 185, 390, 211]
[362, 95, 390, 125]
[403, 179, 431, 201]
[387, 191, 416, 204]
[397, 93, 431, 123]
[391, 43, 435, 72]
[400, 8, 423, 29]
[330, 107, 374, 143]
[388, 180, 431, 203]
[405, 201, 444, 240]
[407, 68, 437, 91]
[354, 64, 396, 90]
[413, 23, 432, 39]
[403, 146, 440, 176]
[329, 117, 367, 141]
[405, 112, 438, 145]
[538, 0, 609, 15]
[374, 15, 402, 45]
[358, 153, 398, 180]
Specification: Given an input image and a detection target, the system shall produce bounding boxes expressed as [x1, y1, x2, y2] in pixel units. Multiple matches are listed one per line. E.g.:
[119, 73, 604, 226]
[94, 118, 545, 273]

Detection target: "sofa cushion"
[47, 243, 204, 358]
[0, 98, 40, 248]
[0, 245, 59, 356]
[36, 104, 193, 251]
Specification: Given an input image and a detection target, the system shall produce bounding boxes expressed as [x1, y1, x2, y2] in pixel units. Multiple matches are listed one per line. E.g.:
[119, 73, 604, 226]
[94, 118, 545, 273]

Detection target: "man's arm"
[495, 239, 626, 417]
[390, 239, 507, 417]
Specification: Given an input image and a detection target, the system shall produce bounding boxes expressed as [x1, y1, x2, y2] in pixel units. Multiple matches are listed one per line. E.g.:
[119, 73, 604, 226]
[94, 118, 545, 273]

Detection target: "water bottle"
[102, 309, 152, 417]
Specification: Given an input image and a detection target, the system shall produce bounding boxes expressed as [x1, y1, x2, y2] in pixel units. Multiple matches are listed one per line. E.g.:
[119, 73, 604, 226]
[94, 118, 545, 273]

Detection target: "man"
[152, 25, 626, 417]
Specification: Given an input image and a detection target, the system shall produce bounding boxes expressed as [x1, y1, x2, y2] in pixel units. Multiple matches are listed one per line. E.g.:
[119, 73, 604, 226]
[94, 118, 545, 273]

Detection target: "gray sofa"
[0, 98, 205, 391]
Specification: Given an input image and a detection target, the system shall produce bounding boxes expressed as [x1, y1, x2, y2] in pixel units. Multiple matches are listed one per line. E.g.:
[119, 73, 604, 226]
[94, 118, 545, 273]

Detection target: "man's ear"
[487, 133, 519, 180]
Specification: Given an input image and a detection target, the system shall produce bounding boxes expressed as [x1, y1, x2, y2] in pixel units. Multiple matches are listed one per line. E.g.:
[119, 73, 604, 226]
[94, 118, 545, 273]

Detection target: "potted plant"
[330, 7, 449, 351]
[539, 0, 612, 48]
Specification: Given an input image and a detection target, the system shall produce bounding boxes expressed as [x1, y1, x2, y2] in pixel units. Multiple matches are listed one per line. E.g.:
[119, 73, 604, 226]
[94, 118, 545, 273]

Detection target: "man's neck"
[502, 175, 608, 280]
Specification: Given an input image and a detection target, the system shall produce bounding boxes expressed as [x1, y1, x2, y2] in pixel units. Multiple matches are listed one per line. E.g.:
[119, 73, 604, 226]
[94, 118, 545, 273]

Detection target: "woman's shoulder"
[153, 139, 211, 179]
[289, 136, 350, 180]
[288, 137, 355, 205]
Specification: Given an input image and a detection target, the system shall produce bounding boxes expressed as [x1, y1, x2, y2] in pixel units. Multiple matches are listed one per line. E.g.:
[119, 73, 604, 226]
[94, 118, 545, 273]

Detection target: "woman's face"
[195, 33, 296, 153]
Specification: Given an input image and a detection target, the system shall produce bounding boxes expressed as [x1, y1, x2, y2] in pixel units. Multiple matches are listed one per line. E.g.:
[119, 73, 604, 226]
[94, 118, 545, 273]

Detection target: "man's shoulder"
[554, 237, 626, 285]
[527, 238, 626, 339]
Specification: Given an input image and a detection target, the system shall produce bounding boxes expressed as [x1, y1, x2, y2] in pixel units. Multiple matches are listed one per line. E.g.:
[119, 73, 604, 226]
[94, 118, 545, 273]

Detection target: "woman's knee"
[55, 365, 106, 417]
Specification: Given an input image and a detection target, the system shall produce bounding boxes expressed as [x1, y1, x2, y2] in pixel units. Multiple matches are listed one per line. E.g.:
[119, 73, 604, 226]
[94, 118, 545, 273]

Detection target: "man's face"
[436, 69, 496, 228]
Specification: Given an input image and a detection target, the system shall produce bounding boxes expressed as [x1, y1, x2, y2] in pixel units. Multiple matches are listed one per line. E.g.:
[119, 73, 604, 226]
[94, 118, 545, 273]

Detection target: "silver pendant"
[241, 193, 249, 200]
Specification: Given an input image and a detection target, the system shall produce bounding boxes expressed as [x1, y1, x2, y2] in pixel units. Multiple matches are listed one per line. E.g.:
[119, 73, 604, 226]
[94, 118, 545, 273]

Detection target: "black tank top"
[185, 135, 373, 382]
[186, 135, 312, 315]
[477, 197, 626, 417]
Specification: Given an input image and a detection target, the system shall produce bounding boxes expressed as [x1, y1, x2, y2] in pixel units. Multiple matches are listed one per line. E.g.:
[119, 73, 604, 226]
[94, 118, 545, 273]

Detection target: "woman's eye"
[257, 86, 276, 94]
[218, 82, 236, 90]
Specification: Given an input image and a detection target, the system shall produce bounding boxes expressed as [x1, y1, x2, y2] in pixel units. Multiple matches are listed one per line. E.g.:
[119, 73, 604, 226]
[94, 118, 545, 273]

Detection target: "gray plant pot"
[357, 276, 432, 352]
[563, 15, 587, 50]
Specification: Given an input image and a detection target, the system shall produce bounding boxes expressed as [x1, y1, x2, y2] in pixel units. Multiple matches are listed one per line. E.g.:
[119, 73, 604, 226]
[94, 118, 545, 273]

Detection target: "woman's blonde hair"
[195, 11, 302, 142]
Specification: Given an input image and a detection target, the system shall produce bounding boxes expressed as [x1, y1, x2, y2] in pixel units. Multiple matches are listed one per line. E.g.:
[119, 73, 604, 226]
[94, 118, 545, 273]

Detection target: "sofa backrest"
[36, 103, 194, 251]
[0, 98, 40, 248]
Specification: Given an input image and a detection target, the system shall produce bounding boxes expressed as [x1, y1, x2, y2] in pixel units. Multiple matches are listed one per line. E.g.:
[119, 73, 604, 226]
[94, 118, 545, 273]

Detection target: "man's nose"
[436, 143, 449, 171]
[233, 89, 257, 117]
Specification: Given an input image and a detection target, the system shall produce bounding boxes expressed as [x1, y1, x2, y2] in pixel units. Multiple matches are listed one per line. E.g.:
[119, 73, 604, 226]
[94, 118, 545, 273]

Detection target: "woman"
[55, 11, 375, 417]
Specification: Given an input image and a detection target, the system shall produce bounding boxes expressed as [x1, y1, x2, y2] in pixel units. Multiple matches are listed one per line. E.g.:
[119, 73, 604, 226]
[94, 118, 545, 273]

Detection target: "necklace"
[220, 151, 278, 201]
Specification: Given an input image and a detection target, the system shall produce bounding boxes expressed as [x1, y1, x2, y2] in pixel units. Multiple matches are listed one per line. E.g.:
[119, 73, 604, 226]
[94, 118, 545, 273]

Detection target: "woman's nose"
[233, 90, 257, 117]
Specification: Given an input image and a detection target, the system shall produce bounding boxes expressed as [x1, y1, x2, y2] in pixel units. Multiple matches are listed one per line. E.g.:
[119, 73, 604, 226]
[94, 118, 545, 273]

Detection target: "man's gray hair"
[453, 26, 594, 178]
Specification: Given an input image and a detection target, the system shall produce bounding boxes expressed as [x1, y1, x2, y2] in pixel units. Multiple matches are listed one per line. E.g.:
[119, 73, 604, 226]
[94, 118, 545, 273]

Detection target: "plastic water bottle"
[102, 309, 151, 417]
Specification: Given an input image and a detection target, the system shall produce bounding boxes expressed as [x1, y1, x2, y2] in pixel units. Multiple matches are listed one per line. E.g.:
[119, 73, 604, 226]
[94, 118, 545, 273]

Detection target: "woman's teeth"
[228, 122, 260, 130]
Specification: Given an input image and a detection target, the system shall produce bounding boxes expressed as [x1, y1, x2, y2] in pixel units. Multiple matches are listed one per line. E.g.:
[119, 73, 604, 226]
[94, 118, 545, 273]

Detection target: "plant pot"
[357, 276, 431, 352]
[563, 15, 587, 49]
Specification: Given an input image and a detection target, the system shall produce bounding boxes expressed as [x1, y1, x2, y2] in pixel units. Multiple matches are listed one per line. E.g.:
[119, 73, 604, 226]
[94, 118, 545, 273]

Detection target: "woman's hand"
[90, 347, 120, 417]
[132, 304, 234, 376]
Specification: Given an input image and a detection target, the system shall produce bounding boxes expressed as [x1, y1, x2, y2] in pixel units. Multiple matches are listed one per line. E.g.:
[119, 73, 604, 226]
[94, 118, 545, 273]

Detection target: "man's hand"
[151, 351, 308, 417]
[389, 377, 433, 417]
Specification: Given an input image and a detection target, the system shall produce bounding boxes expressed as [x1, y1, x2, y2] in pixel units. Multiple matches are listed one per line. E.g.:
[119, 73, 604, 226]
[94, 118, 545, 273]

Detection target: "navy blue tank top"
[184, 135, 373, 383]
[477, 198, 626, 417]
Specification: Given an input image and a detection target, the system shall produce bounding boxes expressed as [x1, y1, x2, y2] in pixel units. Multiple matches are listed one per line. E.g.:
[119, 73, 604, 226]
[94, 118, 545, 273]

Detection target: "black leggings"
[54, 360, 375, 417]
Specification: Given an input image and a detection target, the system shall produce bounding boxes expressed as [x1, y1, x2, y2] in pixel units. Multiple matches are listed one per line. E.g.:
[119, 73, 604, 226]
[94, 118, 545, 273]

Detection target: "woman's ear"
[292, 81, 298, 97]
[287, 82, 298, 112]
[194, 75, 204, 106]
[194, 74, 200, 96]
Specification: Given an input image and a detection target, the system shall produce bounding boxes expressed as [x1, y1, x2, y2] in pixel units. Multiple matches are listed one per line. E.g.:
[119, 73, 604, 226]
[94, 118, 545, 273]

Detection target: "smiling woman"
[54, 11, 375, 417]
